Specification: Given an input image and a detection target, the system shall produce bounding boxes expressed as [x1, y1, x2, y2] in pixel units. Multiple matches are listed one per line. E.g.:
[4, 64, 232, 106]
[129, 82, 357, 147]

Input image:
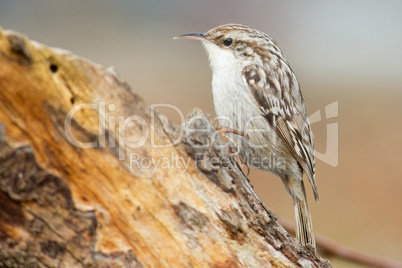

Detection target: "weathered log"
[0, 27, 332, 267]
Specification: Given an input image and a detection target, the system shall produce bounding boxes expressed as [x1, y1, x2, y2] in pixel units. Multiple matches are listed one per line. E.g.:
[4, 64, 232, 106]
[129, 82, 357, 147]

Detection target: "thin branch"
[279, 217, 402, 268]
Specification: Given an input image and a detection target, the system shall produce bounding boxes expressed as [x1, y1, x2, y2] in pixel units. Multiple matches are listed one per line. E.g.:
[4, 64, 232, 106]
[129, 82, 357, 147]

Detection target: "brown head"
[174, 24, 283, 63]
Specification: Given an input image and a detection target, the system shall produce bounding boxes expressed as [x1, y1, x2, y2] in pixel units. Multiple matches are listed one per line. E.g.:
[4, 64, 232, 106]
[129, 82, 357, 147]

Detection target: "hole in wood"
[50, 64, 58, 73]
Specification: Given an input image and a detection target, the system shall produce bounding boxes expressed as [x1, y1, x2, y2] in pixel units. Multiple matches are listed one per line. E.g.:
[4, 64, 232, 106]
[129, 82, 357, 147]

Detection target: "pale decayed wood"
[0, 27, 332, 267]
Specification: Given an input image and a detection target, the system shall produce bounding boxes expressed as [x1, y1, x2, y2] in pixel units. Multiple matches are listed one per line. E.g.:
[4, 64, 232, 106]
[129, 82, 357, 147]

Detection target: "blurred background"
[1, 1, 401, 267]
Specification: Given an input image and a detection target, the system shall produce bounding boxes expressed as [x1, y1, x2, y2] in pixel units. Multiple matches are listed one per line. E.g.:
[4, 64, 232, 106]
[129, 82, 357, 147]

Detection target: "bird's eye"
[223, 38, 233, 47]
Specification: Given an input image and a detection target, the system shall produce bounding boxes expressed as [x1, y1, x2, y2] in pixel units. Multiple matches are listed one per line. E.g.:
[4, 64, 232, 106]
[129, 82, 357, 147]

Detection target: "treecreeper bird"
[174, 24, 318, 250]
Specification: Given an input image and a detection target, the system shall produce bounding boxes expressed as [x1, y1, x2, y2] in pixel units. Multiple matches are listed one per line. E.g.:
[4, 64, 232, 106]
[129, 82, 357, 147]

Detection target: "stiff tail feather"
[294, 182, 316, 250]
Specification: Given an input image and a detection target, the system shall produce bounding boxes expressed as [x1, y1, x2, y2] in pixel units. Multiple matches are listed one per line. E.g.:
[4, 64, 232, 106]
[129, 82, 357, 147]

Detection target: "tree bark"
[0, 27, 332, 267]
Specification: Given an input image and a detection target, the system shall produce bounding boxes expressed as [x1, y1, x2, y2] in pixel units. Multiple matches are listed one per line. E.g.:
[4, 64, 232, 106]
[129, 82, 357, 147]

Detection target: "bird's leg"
[217, 126, 248, 138]
[205, 113, 248, 137]
[218, 128, 251, 176]
[204, 114, 245, 151]
[245, 161, 251, 176]
[217, 127, 248, 157]
[205, 114, 249, 169]
[222, 132, 241, 155]
[232, 153, 250, 176]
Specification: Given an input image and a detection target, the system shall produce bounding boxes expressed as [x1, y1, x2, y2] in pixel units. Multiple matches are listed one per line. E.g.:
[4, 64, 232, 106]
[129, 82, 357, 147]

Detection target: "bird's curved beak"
[173, 32, 209, 42]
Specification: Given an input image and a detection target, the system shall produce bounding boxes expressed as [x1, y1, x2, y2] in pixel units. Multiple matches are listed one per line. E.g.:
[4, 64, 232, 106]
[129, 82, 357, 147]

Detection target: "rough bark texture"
[0, 27, 332, 267]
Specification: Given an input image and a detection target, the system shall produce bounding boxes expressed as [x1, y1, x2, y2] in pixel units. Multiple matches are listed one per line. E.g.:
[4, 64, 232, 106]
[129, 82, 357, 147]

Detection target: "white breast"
[202, 41, 287, 176]
[203, 42, 264, 133]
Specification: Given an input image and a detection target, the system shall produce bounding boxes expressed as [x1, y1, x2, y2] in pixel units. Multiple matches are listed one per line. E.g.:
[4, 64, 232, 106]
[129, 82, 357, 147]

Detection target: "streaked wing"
[242, 65, 318, 201]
